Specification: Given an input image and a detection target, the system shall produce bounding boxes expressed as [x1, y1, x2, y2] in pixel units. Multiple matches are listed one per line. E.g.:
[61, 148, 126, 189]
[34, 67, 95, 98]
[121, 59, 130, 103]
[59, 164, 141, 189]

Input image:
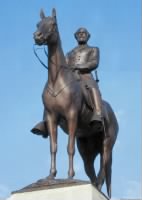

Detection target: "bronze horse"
[33, 8, 118, 198]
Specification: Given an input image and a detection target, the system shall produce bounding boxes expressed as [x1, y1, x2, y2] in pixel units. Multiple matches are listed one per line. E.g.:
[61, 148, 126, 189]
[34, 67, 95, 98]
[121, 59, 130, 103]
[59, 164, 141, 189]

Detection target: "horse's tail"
[103, 100, 119, 198]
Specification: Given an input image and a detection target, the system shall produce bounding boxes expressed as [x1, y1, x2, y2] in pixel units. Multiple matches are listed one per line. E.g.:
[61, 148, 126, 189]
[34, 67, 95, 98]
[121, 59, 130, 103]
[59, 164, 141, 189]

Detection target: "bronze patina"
[31, 8, 119, 198]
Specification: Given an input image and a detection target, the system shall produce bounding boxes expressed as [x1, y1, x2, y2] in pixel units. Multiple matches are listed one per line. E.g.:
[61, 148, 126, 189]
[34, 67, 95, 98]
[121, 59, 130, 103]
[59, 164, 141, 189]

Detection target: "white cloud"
[122, 180, 142, 199]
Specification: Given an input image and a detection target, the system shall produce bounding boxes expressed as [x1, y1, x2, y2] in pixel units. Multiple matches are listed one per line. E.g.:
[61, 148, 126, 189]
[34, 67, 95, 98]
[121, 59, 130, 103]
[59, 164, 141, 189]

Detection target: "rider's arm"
[75, 47, 100, 73]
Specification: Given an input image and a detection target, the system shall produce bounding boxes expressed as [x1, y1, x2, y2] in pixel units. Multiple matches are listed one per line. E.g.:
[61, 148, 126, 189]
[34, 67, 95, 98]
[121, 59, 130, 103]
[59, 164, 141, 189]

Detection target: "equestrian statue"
[31, 8, 119, 198]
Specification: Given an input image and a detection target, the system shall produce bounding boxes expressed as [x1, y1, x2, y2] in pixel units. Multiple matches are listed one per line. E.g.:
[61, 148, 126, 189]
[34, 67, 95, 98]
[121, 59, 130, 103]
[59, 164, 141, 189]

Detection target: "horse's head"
[34, 8, 58, 45]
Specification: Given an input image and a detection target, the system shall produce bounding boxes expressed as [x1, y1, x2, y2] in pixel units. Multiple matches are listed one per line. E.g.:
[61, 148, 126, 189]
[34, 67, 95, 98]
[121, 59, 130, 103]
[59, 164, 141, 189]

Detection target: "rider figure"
[66, 27, 103, 123]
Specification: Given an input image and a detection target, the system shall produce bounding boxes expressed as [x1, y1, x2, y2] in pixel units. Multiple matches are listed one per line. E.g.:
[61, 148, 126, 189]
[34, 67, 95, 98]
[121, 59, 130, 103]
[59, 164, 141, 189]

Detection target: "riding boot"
[31, 121, 49, 138]
[90, 87, 103, 124]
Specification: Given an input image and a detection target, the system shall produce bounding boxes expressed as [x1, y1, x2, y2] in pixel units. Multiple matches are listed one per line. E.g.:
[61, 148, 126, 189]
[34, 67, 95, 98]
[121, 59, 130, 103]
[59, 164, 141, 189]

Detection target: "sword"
[95, 70, 99, 83]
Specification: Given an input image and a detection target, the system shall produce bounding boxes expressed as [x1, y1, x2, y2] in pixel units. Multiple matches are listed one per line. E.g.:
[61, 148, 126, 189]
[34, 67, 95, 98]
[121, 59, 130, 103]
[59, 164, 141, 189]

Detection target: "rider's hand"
[69, 65, 79, 72]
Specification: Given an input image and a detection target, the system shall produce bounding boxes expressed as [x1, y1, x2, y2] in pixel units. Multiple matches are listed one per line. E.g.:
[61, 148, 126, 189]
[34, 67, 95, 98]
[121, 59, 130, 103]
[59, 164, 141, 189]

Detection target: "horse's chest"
[42, 88, 68, 112]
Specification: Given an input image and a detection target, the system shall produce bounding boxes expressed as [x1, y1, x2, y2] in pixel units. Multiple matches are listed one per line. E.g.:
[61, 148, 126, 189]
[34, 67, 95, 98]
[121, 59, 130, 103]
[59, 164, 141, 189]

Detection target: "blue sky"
[0, 0, 141, 199]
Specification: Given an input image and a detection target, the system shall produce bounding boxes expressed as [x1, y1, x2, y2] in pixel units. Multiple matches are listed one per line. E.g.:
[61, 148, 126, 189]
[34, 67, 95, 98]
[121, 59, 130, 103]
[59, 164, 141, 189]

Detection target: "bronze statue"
[32, 8, 119, 198]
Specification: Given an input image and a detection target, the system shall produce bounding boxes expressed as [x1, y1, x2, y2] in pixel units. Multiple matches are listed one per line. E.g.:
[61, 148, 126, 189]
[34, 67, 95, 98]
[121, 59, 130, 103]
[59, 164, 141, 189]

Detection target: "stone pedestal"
[7, 179, 108, 200]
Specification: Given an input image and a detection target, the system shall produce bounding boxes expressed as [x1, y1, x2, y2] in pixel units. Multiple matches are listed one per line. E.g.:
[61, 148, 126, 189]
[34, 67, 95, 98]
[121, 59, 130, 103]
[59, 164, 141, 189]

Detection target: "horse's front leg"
[46, 114, 58, 179]
[67, 114, 77, 179]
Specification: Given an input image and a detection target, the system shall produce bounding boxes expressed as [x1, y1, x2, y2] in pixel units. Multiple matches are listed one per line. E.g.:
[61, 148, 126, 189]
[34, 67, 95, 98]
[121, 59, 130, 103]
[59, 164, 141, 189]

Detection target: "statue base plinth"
[7, 179, 108, 200]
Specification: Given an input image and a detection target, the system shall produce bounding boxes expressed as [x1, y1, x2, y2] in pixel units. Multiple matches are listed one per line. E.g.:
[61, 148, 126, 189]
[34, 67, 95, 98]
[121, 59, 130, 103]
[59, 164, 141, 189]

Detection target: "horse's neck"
[47, 36, 66, 86]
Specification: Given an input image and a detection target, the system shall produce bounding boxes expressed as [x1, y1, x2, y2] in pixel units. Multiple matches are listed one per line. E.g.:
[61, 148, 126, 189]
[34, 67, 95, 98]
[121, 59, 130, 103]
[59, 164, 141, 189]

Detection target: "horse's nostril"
[34, 31, 42, 38]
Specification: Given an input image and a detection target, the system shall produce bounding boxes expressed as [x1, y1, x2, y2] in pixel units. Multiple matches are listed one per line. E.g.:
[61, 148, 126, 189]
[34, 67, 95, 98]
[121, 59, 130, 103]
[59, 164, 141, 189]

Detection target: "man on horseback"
[66, 27, 103, 124]
[31, 27, 103, 136]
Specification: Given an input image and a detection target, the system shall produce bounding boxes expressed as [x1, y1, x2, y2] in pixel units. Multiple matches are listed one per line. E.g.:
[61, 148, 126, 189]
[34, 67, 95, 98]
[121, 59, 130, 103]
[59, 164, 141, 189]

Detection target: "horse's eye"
[52, 24, 56, 30]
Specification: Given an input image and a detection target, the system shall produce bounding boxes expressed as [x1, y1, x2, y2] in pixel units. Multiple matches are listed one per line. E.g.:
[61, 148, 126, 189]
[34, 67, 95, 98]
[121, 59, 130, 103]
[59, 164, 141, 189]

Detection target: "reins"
[33, 44, 66, 71]
[33, 44, 48, 70]
[33, 44, 75, 97]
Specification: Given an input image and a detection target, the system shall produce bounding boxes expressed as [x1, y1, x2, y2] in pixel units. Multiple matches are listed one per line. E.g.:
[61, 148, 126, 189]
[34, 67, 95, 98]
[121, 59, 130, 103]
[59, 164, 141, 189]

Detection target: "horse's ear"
[40, 9, 45, 19]
[52, 8, 56, 19]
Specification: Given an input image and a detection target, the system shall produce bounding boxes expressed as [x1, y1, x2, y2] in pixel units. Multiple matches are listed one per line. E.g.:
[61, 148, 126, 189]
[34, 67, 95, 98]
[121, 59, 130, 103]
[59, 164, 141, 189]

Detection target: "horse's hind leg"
[84, 153, 98, 185]
[77, 137, 98, 185]
[46, 114, 58, 179]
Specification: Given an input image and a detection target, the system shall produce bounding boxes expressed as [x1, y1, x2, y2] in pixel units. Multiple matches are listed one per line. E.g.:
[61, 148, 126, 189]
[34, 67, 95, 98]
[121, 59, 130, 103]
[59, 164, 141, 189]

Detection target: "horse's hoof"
[97, 184, 102, 191]
[46, 174, 55, 180]
[92, 182, 102, 192]
[91, 182, 97, 187]
[68, 170, 75, 179]
[67, 176, 73, 180]
[37, 177, 48, 183]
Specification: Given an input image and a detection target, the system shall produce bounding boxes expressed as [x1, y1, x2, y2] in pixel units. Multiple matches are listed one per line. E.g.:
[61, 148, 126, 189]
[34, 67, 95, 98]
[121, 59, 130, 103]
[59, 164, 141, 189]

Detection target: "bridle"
[33, 22, 58, 70]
